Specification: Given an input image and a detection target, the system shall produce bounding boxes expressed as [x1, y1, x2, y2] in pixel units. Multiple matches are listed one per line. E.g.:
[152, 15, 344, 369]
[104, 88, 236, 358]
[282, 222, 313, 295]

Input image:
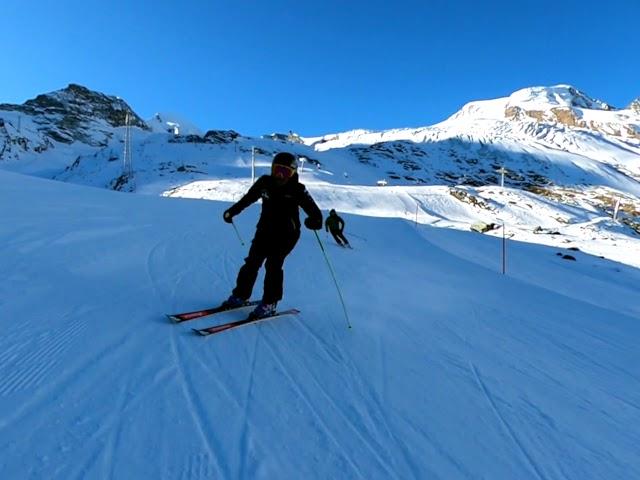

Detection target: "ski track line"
[290, 317, 418, 477]
[238, 330, 261, 480]
[470, 362, 547, 480]
[537, 325, 640, 387]
[292, 315, 345, 365]
[0, 314, 88, 397]
[178, 453, 216, 480]
[64, 442, 106, 480]
[146, 238, 183, 307]
[80, 367, 175, 449]
[169, 329, 227, 479]
[4, 229, 71, 258]
[145, 238, 166, 295]
[260, 330, 368, 479]
[196, 228, 223, 280]
[0, 338, 127, 442]
[260, 328, 386, 480]
[103, 371, 135, 480]
[377, 336, 388, 406]
[61, 371, 137, 480]
[146, 230, 197, 308]
[395, 414, 474, 479]
[221, 247, 238, 293]
[184, 338, 279, 473]
[325, 328, 419, 479]
[188, 351, 247, 412]
[365, 338, 421, 479]
[0, 331, 31, 365]
[608, 391, 640, 412]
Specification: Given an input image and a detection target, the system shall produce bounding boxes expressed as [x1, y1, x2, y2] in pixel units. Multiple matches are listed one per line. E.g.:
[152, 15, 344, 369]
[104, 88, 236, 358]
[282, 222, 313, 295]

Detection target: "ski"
[193, 308, 301, 336]
[167, 300, 260, 323]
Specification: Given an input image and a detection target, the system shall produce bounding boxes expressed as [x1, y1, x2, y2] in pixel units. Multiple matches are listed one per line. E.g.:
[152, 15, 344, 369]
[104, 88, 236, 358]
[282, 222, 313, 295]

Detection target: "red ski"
[167, 301, 260, 323]
[193, 309, 300, 336]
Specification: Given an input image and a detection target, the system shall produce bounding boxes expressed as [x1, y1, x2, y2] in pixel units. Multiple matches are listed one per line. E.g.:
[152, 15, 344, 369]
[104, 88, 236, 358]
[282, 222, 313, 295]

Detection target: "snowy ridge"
[450, 85, 614, 122]
[508, 85, 613, 110]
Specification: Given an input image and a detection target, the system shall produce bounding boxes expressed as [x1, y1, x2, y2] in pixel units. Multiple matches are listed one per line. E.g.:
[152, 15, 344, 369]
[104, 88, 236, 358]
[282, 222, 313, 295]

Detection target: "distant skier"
[221, 152, 323, 319]
[325, 209, 350, 248]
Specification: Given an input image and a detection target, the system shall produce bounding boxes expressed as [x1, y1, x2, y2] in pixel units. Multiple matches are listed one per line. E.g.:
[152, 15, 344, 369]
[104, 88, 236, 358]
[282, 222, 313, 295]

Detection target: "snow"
[1, 83, 640, 478]
[146, 112, 204, 136]
[165, 178, 640, 269]
[507, 85, 612, 111]
[0, 166, 639, 479]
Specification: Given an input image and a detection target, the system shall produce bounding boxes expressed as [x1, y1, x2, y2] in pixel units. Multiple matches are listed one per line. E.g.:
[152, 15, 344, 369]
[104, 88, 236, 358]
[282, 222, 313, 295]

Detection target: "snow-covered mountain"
[2, 83, 639, 191]
[0, 84, 148, 178]
[1, 83, 639, 263]
[0, 83, 146, 149]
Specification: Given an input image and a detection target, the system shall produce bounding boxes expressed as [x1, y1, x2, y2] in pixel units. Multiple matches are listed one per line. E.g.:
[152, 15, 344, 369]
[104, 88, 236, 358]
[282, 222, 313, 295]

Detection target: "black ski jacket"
[325, 214, 345, 233]
[226, 174, 322, 235]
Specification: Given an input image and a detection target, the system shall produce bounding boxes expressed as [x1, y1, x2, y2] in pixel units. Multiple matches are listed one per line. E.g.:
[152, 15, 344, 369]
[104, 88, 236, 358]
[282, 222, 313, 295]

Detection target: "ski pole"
[313, 230, 352, 329]
[231, 220, 245, 246]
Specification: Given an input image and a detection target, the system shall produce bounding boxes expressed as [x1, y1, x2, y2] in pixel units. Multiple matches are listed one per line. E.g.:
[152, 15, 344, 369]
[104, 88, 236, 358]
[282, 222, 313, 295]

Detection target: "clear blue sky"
[2, 0, 638, 136]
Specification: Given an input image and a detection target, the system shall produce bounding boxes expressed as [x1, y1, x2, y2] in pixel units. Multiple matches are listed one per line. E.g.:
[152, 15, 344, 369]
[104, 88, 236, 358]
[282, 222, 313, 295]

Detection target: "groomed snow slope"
[0, 171, 639, 479]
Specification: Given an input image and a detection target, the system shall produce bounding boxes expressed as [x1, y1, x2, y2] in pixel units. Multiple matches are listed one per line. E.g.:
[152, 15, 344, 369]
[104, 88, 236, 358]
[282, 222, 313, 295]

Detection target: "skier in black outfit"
[325, 209, 350, 247]
[221, 152, 323, 319]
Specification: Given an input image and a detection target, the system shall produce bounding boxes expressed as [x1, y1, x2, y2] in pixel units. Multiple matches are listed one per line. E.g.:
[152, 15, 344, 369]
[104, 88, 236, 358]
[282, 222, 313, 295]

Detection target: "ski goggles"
[271, 163, 296, 180]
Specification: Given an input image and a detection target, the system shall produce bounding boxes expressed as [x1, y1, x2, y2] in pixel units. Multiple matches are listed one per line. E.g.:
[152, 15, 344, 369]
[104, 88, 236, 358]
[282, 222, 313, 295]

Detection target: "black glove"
[304, 217, 322, 230]
[223, 209, 234, 223]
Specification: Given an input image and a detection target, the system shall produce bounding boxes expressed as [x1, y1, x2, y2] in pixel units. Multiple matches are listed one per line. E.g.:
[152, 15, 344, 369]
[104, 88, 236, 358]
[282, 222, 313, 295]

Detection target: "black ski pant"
[329, 229, 349, 246]
[232, 228, 300, 304]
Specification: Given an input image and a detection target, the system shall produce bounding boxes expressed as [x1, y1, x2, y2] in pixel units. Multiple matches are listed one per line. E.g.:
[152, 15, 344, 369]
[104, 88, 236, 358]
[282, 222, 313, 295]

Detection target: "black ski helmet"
[272, 152, 298, 170]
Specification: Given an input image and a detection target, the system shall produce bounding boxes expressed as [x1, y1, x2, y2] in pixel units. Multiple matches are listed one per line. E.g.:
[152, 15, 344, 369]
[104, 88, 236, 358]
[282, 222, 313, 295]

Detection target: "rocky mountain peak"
[24, 83, 147, 129]
[0, 84, 149, 150]
[497, 85, 640, 140]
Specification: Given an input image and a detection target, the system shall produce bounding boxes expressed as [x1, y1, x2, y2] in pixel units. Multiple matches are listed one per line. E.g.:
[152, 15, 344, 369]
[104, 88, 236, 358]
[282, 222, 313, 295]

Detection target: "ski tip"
[167, 314, 180, 323]
[192, 328, 207, 336]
